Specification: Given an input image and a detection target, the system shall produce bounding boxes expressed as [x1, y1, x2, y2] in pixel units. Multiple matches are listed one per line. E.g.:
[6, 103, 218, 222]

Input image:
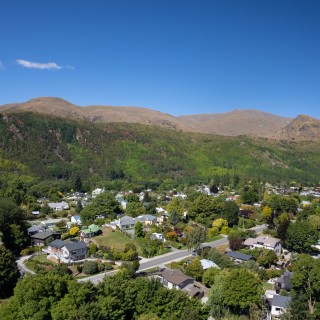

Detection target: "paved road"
[19, 224, 267, 285]
[80, 236, 229, 284]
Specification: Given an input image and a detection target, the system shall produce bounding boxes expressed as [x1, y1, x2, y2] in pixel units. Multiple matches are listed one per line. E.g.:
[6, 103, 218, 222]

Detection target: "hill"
[177, 109, 292, 137]
[273, 115, 320, 141]
[0, 97, 194, 132]
[0, 97, 295, 138]
[1, 112, 320, 196]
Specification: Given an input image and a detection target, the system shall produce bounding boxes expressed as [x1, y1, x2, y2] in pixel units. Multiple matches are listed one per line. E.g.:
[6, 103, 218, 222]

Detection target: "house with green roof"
[80, 224, 101, 238]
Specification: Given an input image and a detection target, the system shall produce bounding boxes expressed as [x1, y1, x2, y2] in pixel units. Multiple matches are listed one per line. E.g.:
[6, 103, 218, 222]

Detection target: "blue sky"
[0, 0, 319, 119]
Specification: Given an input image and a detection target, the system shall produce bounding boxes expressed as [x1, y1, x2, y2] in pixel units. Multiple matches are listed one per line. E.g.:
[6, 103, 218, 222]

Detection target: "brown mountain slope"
[0, 97, 194, 132]
[177, 109, 292, 137]
[273, 115, 320, 141]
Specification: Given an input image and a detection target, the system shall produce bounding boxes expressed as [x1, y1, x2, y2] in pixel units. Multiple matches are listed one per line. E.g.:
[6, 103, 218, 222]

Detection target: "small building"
[80, 224, 101, 238]
[45, 239, 88, 263]
[30, 231, 60, 246]
[48, 201, 69, 211]
[244, 235, 282, 256]
[200, 259, 220, 270]
[70, 215, 82, 225]
[227, 251, 255, 263]
[151, 233, 166, 242]
[271, 295, 291, 320]
[111, 216, 135, 230]
[92, 188, 104, 198]
[274, 271, 293, 293]
[156, 268, 194, 290]
[27, 225, 42, 236]
[135, 214, 157, 226]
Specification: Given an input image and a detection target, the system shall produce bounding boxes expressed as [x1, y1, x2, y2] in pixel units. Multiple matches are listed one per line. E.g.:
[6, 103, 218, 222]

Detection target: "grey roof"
[27, 225, 40, 233]
[120, 216, 135, 225]
[136, 214, 157, 222]
[158, 268, 193, 285]
[64, 241, 88, 251]
[272, 295, 291, 308]
[276, 271, 293, 290]
[30, 231, 53, 239]
[227, 251, 254, 261]
[48, 239, 66, 249]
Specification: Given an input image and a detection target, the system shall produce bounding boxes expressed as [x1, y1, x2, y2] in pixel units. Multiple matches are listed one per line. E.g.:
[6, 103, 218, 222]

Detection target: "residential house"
[80, 224, 101, 238]
[45, 239, 88, 263]
[155, 268, 203, 299]
[200, 259, 220, 270]
[274, 271, 293, 293]
[27, 225, 42, 236]
[270, 295, 291, 320]
[227, 251, 255, 263]
[244, 235, 282, 256]
[70, 215, 82, 225]
[156, 268, 194, 290]
[151, 233, 166, 242]
[135, 214, 157, 226]
[92, 188, 104, 198]
[30, 231, 60, 246]
[111, 216, 135, 230]
[48, 201, 69, 211]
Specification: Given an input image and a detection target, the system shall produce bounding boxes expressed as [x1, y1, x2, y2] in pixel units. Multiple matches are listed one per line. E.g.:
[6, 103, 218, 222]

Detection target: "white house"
[270, 295, 291, 320]
[70, 215, 82, 225]
[151, 233, 166, 242]
[92, 188, 104, 198]
[48, 201, 69, 211]
[244, 235, 282, 256]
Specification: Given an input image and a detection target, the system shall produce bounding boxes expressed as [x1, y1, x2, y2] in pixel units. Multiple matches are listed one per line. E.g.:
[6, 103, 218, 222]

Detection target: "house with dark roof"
[30, 231, 60, 246]
[156, 268, 194, 290]
[227, 251, 255, 263]
[154, 268, 204, 299]
[44, 239, 88, 263]
[274, 271, 293, 293]
[271, 295, 291, 320]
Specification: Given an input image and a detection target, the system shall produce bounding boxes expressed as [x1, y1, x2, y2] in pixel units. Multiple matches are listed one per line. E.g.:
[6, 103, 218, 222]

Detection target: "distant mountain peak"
[273, 114, 320, 141]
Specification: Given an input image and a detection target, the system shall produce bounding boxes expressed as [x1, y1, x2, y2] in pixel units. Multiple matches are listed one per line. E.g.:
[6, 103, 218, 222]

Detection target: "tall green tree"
[0, 246, 20, 298]
[291, 254, 320, 319]
[286, 221, 318, 253]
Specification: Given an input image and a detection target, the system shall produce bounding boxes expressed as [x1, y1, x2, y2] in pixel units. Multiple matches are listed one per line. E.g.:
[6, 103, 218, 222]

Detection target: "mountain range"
[1, 97, 320, 140]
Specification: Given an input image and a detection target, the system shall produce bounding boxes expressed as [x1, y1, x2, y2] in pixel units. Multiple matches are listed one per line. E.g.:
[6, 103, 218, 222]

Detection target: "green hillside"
[0, 112, 319, 195]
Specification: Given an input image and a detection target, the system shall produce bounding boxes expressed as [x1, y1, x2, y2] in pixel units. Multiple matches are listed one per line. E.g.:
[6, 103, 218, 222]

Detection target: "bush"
[20, 248, 31, 256]
[220, 226, 230, 235]
[207, 227, 219, 238]
[82, 261, 99, 275]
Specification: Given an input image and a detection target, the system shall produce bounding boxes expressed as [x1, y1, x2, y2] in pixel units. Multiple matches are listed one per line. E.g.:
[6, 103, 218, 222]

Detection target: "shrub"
[207, 227, 219, 238]
[220, 226, 230, 235]
[82, 261, 99, 275]
[20, 248, 30, 256]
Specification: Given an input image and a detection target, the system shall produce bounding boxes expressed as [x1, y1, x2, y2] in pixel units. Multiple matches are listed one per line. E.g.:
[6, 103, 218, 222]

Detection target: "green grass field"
[94, 227, 138, 251]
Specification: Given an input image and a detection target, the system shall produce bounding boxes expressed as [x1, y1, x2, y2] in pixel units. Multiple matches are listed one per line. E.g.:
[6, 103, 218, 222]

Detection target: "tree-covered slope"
[0, 112, 319, 189]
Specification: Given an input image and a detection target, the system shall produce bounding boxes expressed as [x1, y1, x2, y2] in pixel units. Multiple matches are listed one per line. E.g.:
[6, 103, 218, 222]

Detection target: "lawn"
[25, 254, 56, 272]
[94, 227, 138, 251]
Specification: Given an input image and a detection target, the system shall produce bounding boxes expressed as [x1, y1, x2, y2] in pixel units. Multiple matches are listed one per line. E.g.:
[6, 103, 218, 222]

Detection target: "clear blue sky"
[1, 0, 319, 119]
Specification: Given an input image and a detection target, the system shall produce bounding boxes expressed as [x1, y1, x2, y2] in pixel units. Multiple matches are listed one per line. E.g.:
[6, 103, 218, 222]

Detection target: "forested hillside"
[0, 112, 320, 195]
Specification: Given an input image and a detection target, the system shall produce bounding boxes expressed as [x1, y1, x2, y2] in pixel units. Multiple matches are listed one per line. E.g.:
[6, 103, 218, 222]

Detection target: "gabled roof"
[136, 214, 157, 222]
[30, 231, 53, 239]
[276, 271, 293, 290]
[64, 241, 88, 251]
[244, 236, 280, 248]
[200, 259, 220, 270]
[48, 239, 66, 248]
[27, 225, 40, 233]
[158, 268, 193, 285]
[272, 295, 291, 308]
[81, 224, 100, 234]
[120, 216, 135, 225]
[227, 251, 254, 261]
